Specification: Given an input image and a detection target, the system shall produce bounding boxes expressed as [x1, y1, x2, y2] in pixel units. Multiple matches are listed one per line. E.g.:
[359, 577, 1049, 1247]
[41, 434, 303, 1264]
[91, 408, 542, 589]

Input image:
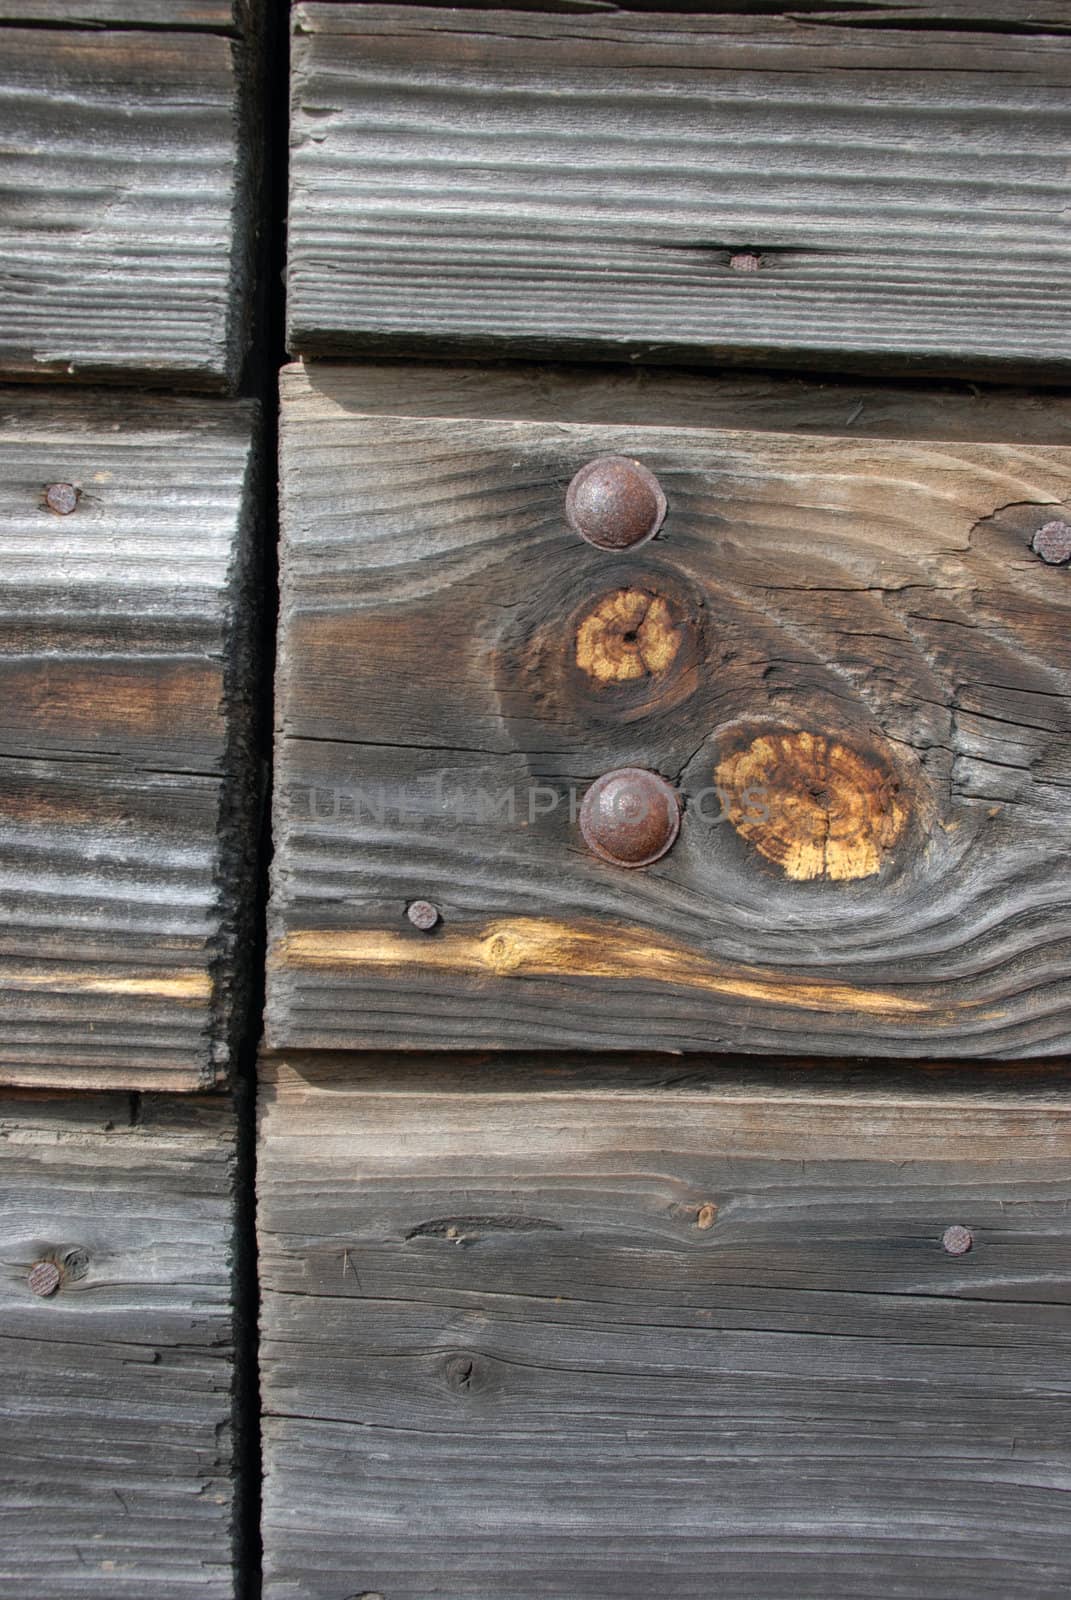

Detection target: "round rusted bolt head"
[406, 899, 440, 931]
[565, 456, 667, 551]
[44, 482, 78, 516]
[942, 1224, 973, 1256]
[1031, 520, 1071, 565]
[580, 767, 681, 868]
[28, 1261, 61, 1298]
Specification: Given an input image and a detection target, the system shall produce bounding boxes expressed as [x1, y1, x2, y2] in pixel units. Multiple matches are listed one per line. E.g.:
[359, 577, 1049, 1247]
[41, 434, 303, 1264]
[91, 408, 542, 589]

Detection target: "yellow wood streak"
[4, 970, 211, 1001]
[278, 918, 932, 1017]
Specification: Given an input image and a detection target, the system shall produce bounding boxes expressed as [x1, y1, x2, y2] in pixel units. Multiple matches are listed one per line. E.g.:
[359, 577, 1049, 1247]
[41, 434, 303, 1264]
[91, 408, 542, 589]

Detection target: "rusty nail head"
[942, 1224, 973, 1256]
[695, 1203, 718, 1230]
[44, 482, 79, 516]
[407, 899, 440, 931]
[565, 456, 667, 551]
[729, 251, 762, 273]
[1031, 520, 1071, 566]
[580, 767, 681, 868]
[28, 1260, 62, 1298]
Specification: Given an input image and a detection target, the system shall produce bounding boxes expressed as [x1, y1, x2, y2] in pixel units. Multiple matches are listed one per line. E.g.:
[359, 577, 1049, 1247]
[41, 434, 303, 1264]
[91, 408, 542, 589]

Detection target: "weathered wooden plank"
[292, 358, 1071, 443]
[258, 1054, 1071, 1600]
[0, 389, 260, 1089]
[0, 2, 244, 24]
[287, 4, 1071, 380]
[0, 11, 257, 389]
[1, 1088, 237, 1599]
[266, 361, 1071, 1059]
[306, 0, 1071, 15]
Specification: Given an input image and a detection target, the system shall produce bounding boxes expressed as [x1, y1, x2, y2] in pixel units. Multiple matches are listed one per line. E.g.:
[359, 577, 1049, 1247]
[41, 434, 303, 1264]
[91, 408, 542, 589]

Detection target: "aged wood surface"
[288, 4, 1071, 380]
[0, 8, 257, 390]
[0, 389, 260, 1089]
[0, 1, 246, 22]
[259, 1054, 1071, 1600]
[0, 1088, 237, 1599]
[299, 359, 1071, 443]
[267, 361, 1071, 1058]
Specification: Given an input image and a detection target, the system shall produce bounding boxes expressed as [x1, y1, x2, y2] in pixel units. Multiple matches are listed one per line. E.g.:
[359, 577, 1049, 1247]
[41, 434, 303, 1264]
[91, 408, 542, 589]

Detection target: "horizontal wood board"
[0, 1089, 237, 1599]
[0, 2, 246, 21]
[0, 389, 260, 1089]
[258, 1054, 1071, 1600]
[288, 4, 1071, 379]
[0, 1, 245, 22]
[267, 362, 1071, 1058]
[294, 359, 1071, 442]
[0, 9, 257, 389]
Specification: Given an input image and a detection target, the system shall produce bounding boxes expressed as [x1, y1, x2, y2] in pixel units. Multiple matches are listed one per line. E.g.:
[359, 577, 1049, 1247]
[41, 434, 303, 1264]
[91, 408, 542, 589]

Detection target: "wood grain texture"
[267, 361, 1071, 1058]
[0, 10, 257, 389]
[288, 4, 1071, 380]
[296, 359, 1071, 443]
[0, 1089, 237, 1599]
[0, 389, 261, 1089]
[258, 1053, 1071, 1600]
[0, 1, 245, 24]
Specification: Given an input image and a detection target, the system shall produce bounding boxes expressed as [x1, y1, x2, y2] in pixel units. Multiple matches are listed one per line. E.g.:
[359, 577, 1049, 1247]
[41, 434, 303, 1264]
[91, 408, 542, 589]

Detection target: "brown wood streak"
[0, 659, 224, 757]
[0, 8, 258, 389]
[288, 4, 1071, 380]
[0, 1089, 237, 1598]
[0, 388, 260, 1090]
[257, 1054, 1071, 1600]
[268, 362, 1071, 1059]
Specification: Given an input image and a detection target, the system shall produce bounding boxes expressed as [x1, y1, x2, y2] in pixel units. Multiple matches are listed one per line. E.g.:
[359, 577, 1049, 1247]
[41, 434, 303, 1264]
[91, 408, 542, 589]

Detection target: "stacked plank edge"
[0, 2, 262, 1594]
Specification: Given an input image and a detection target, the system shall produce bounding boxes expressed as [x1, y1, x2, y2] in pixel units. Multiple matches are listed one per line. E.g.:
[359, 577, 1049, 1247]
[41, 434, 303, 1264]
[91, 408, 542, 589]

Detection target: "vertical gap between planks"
[231, 1, 289, 1596]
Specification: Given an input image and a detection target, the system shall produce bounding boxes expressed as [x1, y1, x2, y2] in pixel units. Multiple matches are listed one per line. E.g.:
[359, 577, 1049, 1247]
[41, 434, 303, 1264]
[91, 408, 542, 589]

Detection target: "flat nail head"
[1031, 520, 1071, 565]
[580, 767, 681, 868]
[407, 899, 440, 931]
[942, 1224, 973, 1256]
[28, 1261, 61, 1297]
[44, 482, 79, 516]
[566, 456, 667, 550]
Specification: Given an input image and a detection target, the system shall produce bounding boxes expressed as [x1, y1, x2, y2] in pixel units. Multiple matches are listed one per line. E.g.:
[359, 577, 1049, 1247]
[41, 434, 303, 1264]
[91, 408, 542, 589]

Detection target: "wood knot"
[499, 564, 706, 747]
[443, 1353, 482, 1393]
[482, 929, 522, 974]
[715, 729, 910, 882]
[575, 588, 684, 686]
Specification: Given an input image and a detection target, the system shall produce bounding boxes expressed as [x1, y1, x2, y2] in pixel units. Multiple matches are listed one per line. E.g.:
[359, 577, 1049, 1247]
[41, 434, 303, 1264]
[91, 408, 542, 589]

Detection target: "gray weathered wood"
[0, 389, 260, 1089]
[0, 1, 245, 23]
[291, 358, 1071, 443]
[266, 361, 1071, 1059]
[1, 1088, 237, 1599]
[287, 4, 1071, 380]
[258, 1054, 1071, 1600]
[0, 8, 258, 389]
